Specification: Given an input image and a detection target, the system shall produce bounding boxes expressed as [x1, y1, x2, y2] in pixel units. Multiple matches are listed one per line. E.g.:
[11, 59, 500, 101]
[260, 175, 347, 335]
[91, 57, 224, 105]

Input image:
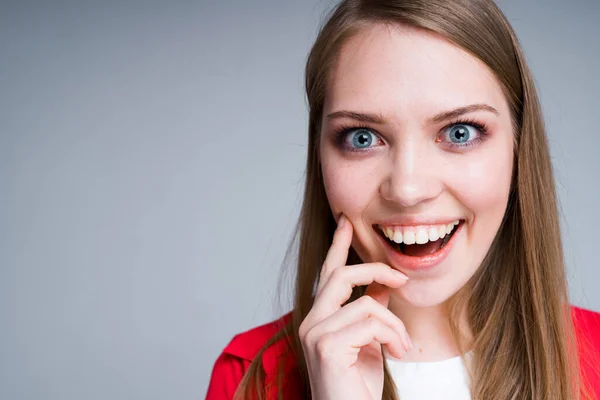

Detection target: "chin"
[390, 281, 458, 308]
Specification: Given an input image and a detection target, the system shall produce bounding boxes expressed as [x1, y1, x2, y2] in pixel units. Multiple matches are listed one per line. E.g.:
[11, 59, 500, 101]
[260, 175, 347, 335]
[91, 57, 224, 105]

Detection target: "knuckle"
[365, 317, 382, 331]
[369, 316, 382, 327]
[299, 315, 316, 342]
[374, 262, 390, 271]
[298, 322, 308, 341]
[374, 262, 393, 279]
[358, 295, 377, 308]
[315, 333, 336, 358]
[330, 265, 346, 281]
[303, 325, 320, 347]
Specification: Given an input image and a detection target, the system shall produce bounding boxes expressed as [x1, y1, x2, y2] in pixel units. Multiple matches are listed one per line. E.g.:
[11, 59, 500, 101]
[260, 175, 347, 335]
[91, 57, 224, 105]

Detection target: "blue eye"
[334, 128, 380, 152]
[332, 125, 384, 154]
[447, 124, 476, 143]
[333, 120, 489, 154]
[440, 122, 488, 148]
[348, 129, 377, 149]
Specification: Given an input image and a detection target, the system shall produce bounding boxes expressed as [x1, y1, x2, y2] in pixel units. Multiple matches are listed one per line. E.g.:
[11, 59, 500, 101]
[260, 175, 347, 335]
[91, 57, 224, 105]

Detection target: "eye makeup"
[330, 117, 491, 154]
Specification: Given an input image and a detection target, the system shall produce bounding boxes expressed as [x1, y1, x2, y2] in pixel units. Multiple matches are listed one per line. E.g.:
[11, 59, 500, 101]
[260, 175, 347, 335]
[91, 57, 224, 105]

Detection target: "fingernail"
[407, 334, 414, 350]
[337, 214, 346, 229]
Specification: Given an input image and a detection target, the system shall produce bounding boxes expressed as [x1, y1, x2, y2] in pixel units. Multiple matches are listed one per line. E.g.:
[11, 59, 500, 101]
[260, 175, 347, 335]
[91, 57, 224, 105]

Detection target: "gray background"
[1, 0, 598, 399]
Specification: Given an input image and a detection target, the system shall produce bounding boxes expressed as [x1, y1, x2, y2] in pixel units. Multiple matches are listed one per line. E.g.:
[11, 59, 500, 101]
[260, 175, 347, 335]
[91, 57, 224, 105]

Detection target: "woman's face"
[319, 23, 514, 308]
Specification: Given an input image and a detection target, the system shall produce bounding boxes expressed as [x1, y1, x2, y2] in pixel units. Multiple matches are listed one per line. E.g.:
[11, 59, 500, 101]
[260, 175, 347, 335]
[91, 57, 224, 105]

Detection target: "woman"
[207, 0, 600, 399]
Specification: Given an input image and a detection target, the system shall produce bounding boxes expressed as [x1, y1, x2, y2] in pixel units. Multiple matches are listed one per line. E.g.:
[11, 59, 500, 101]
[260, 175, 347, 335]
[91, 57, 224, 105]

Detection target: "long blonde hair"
[234, 0, 591, 398]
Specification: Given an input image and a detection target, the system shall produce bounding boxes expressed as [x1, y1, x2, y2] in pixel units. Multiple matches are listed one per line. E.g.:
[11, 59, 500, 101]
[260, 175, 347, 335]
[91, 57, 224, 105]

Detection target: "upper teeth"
[378, 220, 460, 245]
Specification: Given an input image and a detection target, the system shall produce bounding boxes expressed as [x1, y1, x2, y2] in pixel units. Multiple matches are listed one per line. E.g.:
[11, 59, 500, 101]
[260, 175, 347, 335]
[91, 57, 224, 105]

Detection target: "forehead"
[324, 23, 509, 120]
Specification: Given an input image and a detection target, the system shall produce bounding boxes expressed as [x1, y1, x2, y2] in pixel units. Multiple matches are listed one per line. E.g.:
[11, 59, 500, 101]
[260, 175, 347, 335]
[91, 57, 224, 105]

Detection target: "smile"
[374, 220, 465, 271]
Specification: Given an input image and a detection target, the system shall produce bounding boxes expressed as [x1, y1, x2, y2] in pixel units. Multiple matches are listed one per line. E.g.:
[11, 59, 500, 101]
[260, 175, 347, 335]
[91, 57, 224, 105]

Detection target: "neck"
[387, 294, 472, 362]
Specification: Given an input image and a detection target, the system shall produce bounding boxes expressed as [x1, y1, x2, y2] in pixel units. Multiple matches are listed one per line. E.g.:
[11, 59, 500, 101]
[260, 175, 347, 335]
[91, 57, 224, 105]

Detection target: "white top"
[385, 352, 472, 399]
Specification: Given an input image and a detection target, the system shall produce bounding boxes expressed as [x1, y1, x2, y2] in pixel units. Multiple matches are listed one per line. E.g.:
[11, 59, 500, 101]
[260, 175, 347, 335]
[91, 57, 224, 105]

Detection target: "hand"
[298, 214, 412, 400]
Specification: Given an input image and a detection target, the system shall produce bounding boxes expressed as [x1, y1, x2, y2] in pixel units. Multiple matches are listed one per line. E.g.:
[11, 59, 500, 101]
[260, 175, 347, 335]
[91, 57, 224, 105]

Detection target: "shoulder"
[571, 304, 600, 398]
[221, 312, 293, 362]
[572, 304, 600, 353]
[572, 304, 600, 337]
[205, 312, 296, 400]
[206, 305, 600, 398]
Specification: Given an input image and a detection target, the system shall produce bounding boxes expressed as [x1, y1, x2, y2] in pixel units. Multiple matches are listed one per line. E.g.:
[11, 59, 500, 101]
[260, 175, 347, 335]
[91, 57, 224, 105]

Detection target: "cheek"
[457, 157, 511, 202]
[321, 157, 381, 217]
[448, 143, 513, 234]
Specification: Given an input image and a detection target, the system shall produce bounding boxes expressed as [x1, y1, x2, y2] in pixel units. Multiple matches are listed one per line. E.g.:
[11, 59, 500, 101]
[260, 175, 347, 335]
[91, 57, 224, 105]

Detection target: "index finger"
[316, 214, 353, 295]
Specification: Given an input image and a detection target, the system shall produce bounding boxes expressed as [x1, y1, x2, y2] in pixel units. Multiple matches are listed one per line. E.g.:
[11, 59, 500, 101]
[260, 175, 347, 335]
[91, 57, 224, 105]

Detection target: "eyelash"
[332, 118, 490, 154]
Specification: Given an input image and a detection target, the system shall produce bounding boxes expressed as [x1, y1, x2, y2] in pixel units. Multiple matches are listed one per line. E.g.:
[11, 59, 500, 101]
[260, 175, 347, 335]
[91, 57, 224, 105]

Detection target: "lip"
[373, 216, 463, 227]
[374, 221, 463, 272]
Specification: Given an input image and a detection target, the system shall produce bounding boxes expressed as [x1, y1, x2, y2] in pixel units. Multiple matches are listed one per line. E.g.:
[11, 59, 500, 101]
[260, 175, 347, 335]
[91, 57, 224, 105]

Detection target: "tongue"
[402, 239, 444, 257]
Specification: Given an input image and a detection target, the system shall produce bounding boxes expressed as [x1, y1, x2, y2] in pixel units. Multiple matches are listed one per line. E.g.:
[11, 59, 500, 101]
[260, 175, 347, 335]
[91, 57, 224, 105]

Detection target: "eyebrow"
[326, 103, 500, 125]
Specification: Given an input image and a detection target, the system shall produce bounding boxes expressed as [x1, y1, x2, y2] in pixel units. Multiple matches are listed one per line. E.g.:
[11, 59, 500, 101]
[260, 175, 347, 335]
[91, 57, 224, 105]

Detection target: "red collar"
[223, 306, 600, 399]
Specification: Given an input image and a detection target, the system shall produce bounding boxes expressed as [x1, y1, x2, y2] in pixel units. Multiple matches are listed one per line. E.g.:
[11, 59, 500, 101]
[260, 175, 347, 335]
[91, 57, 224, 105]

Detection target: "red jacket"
[207, 305, 600, 399]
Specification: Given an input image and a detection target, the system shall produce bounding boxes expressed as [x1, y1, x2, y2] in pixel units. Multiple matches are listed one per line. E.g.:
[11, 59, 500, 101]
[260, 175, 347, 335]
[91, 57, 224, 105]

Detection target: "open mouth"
[375, 220, 464, 258]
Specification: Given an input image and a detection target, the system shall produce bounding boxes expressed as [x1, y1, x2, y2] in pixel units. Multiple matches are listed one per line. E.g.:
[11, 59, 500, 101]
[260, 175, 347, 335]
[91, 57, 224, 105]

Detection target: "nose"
[379, 143, 443, 208]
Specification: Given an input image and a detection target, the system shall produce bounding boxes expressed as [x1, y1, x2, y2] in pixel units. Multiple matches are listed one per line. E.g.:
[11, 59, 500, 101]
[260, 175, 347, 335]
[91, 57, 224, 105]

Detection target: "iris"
[351, 130, 375, 148]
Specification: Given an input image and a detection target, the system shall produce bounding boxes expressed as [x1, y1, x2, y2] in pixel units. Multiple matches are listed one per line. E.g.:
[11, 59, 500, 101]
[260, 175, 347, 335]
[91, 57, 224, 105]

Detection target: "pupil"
[353, 131, 372, 147]
[452, 126, 469, 143]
